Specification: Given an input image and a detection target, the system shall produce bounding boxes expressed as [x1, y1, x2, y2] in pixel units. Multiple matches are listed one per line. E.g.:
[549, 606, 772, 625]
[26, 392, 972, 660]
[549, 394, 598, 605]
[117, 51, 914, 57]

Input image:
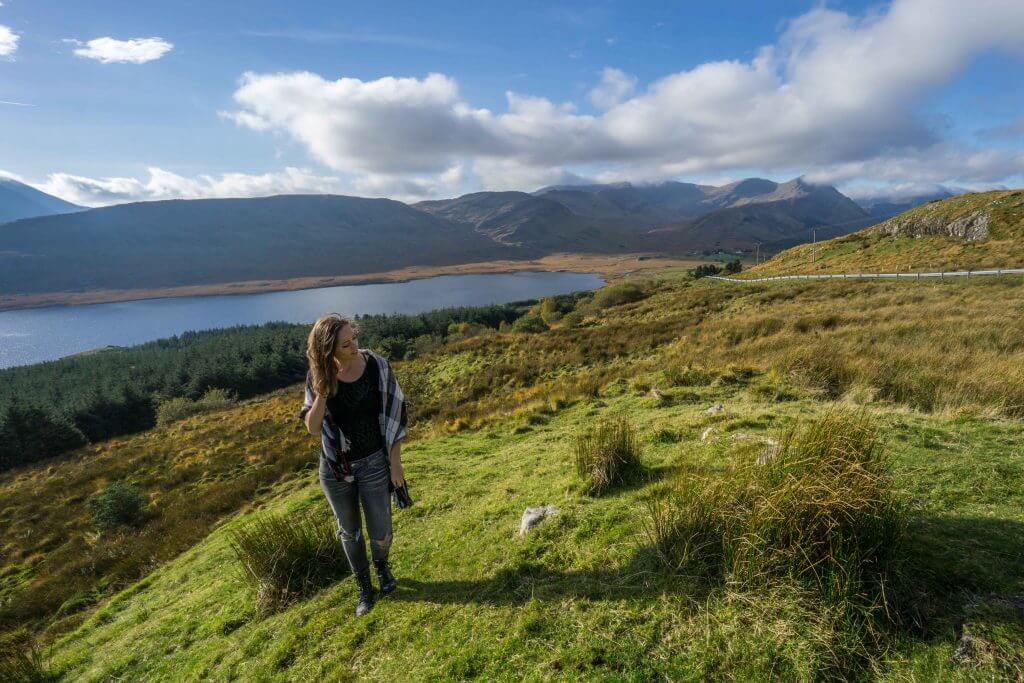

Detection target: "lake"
[0, 271, 605, 369]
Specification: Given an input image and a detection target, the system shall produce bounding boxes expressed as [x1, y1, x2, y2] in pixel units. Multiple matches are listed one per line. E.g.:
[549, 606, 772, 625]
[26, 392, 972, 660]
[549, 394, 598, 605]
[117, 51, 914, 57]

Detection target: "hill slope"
[535, 177, 870, 236]
[0, 194, 507, 295]
[0, 178, 882, 302]
[4, 268, 1023, 679]
[413, 191, 604, 249]
[745, 189, 1024, 275]
[0, 178, 82, 223]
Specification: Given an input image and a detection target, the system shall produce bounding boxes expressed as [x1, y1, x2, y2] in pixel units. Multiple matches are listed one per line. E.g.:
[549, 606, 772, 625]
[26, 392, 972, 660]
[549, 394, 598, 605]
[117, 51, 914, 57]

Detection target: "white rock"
[519, 505, 559, 536]
[700, 427, 719, 442]
[703, 403, 725, 416]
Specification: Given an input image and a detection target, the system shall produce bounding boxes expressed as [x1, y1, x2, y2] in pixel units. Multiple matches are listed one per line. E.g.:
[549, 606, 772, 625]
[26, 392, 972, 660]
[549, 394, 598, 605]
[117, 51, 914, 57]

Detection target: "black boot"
[354, 568, 376, 616]
[373, 558, 397, 595]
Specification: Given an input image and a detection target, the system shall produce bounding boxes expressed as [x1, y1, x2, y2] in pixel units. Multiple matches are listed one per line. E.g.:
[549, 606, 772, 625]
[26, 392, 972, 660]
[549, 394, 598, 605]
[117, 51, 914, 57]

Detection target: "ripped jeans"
[318, 447, 393, 575]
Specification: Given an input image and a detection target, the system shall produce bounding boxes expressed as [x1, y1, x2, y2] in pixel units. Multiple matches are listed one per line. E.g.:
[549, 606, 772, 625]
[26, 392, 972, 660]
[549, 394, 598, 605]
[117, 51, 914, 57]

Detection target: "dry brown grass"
[0, 386, 318, 641]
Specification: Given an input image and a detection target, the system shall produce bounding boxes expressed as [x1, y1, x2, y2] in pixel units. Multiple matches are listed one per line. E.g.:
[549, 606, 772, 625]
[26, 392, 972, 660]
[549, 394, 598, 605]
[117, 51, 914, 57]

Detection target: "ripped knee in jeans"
[370, 533, 392, 556]
[339, 527, 362, 543]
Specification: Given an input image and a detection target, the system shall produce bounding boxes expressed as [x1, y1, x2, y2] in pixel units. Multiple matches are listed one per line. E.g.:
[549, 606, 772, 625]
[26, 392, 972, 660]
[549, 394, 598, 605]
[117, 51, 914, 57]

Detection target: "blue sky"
[1, 0, 1022, 205]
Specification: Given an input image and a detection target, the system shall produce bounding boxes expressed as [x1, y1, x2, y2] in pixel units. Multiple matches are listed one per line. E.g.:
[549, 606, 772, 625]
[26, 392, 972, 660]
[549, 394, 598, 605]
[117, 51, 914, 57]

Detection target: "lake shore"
[0, 252, 703, 312]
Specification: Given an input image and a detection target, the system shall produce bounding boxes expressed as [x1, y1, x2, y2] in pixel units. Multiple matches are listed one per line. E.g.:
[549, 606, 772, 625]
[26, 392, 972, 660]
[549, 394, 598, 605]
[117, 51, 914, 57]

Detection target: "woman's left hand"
[390, 461, 406, 488]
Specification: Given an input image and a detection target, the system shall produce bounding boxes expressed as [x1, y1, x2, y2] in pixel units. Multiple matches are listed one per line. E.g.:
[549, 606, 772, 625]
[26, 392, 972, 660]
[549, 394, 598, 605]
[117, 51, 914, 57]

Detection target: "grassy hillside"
[4, 269, 1024, 679]
[32, 376, 1024, 680]
[746, 189, 1024, 275]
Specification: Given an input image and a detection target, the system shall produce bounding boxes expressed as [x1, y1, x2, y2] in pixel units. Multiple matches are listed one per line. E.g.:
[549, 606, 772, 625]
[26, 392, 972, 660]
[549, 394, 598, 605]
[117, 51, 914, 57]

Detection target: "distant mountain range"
[852, 189, 955, 220]
[0, 178, 82, 223]
[0, 177, 949, 299]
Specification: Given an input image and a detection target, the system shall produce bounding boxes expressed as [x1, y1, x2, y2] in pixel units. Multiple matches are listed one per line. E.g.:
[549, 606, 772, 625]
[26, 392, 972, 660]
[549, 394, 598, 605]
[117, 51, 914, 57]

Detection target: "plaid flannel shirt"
[299, 348, 408, 482]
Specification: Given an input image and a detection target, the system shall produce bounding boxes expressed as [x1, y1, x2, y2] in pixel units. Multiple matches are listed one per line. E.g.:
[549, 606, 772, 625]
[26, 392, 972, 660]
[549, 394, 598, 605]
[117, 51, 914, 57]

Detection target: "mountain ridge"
[0, 177, 942, 300]
[0, 178, 82, 223]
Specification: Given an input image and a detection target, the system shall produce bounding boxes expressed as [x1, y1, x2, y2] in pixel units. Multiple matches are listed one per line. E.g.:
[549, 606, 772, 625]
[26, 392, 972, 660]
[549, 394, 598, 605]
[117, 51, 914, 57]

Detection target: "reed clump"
[227, 511, 348, 615]
[644, 409, 909, 638]
[573, 417, 644, 496]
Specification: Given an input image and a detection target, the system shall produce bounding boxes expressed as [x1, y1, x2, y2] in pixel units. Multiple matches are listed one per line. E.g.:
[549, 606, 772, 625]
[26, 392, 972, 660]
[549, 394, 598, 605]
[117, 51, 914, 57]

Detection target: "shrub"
[538, 297, 563, 325]
[592, 282, 647, 309]
[446, 322, 489, 342]
[155, 387, 237, 427]
[375, 335, 410, 359]
[690, 264, 722, 279]
[396, 365, 435, 421]
[87, 481, 148, 531]
[573, 417, 644, 495]
[560, 310, 586, 328]
[724, 259, 743, 274]
[411, 333, 443, 358]
[510, 314, 548, 334]
[227, 511, 348, 614]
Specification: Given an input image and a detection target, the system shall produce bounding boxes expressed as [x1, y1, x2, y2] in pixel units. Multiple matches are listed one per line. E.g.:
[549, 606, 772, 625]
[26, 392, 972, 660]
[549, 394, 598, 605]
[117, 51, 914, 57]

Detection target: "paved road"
[709, 268, 1024, 283]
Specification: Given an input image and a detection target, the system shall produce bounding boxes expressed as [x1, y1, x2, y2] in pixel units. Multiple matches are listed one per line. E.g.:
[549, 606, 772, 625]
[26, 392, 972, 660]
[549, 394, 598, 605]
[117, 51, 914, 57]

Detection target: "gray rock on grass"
[703, 403, 725, 416]
[519, 505, 559, 536]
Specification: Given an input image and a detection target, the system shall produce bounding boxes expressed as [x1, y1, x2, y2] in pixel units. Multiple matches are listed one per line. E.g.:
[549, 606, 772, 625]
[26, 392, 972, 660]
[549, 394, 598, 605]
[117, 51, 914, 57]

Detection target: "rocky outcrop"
[878, 208, 990, 242]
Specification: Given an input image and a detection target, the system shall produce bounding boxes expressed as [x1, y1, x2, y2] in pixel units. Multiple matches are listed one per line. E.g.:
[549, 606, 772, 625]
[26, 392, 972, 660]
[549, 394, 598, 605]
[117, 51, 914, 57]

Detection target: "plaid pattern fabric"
[299, 348, 408, 482]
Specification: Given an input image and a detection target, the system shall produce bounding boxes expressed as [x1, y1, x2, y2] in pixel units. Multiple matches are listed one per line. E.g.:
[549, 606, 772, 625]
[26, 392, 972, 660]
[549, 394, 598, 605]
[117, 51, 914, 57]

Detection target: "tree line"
[0, 300, 554, 472]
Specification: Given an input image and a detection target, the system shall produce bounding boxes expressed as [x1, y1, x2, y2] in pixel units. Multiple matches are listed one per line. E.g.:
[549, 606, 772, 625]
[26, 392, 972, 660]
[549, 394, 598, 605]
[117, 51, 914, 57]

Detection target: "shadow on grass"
[901, 515, 1024, 638]
[390, 541, 716, 608]
[388, 514, 1024, 640]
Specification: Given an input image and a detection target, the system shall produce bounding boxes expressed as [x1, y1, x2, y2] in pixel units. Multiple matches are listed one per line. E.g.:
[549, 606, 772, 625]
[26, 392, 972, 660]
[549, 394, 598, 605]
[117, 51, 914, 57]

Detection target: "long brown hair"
[306, 313, 361, 398]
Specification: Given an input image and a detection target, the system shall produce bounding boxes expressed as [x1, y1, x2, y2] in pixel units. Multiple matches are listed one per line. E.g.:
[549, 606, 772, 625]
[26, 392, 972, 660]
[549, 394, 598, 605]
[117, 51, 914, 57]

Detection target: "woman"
[299, 313, 408, 617]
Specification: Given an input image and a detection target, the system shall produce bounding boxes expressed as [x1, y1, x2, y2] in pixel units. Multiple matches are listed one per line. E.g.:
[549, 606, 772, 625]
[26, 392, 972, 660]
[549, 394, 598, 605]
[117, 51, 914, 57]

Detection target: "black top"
[326, 354, 384, 460]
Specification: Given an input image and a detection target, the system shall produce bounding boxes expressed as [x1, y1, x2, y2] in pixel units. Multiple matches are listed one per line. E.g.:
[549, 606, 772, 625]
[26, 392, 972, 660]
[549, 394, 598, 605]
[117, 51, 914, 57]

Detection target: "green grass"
[748, 189, 1024, 276]
[38, 383, 1024, 680]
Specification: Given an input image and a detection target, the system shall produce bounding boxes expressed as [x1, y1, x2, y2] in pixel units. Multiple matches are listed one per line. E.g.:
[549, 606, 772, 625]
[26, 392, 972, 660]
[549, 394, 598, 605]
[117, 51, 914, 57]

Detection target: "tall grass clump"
[641, 483, 727, 575]
[726, 411, 907, 621]
[645, 409, 910, 659]
[573, 417, 643, 495]
[227, 511, 348, 615]
[0, 639, 53, 683]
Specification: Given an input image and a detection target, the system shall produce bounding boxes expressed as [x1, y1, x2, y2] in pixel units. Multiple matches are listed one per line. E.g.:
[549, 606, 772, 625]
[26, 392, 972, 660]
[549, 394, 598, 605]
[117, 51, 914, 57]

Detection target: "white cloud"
[804, 143, 1024, 187]
[0, 25, 19, 57]
[37, 167, 350, 206]
[224, 71, 503, 174]
[70, 37, 173, 64]
[352, 164, 470, 202]
[472, 159, 591, 192]
[588, 67, 636, 110]
[31, 165, 472, 207]
[222, 0, 1024, 196]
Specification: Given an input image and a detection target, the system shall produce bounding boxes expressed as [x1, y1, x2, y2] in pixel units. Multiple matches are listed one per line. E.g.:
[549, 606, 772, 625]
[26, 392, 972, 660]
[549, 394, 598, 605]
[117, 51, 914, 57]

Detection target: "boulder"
[519, 505, 559, 536]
